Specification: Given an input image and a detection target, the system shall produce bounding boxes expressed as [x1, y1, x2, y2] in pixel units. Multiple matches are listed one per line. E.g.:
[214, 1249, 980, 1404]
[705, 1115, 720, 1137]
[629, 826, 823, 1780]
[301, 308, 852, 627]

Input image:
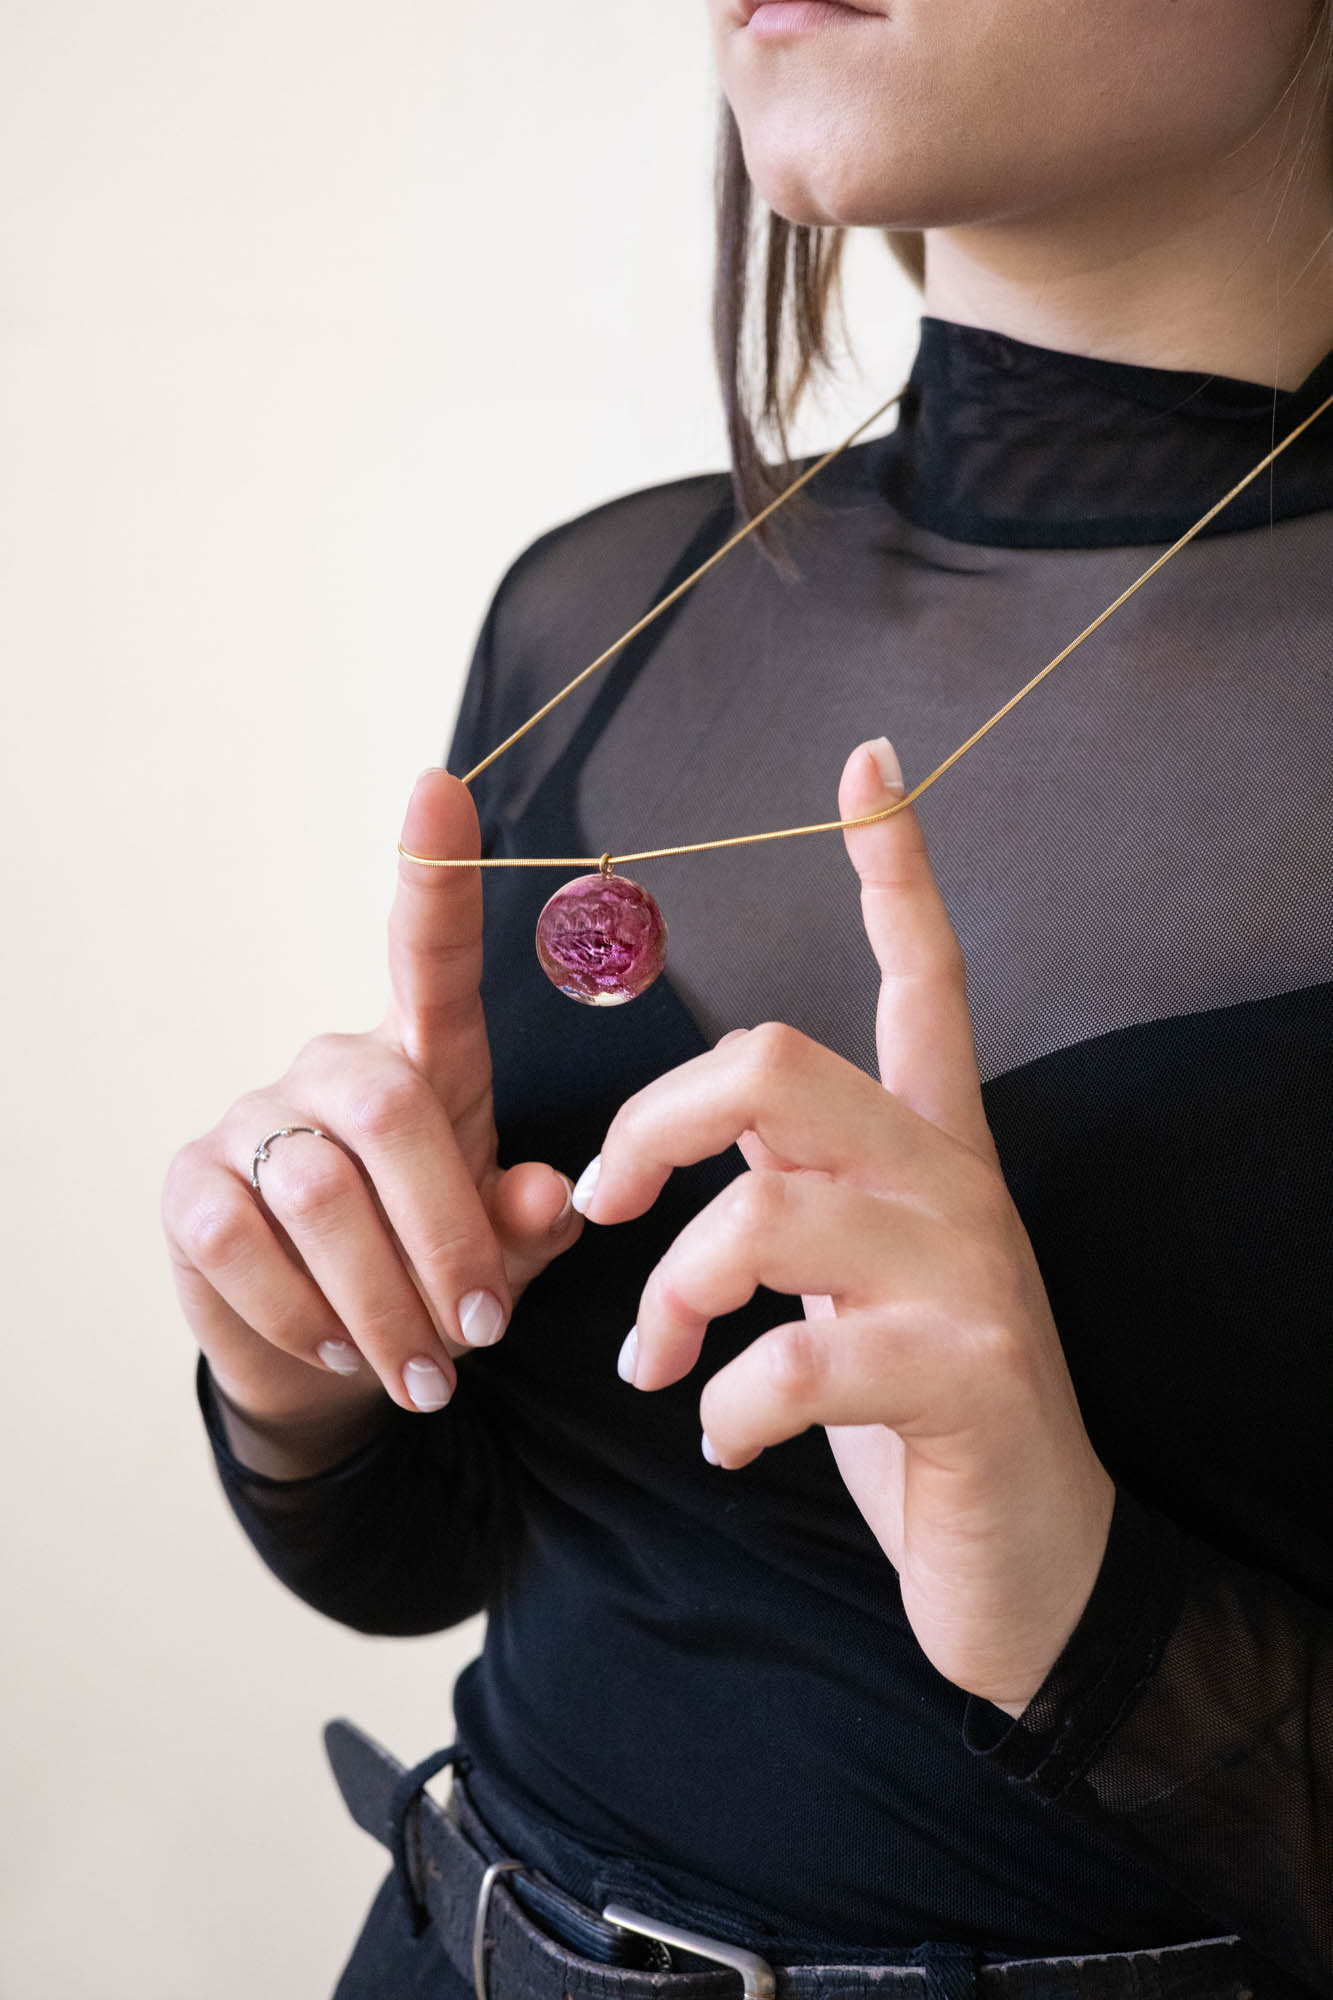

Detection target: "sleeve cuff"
[195, 1351, 400, 1493]
[961, 1481, 1187, 1798]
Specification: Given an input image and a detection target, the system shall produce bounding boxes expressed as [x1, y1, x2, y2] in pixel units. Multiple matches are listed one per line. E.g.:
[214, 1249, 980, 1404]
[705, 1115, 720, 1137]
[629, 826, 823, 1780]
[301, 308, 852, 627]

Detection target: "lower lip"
[747, 1, 872, 34]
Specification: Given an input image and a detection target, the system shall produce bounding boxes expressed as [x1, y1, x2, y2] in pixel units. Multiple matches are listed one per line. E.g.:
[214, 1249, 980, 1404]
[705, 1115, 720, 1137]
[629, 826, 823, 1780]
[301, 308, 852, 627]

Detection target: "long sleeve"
[963, 1481, 1332, 1993]
[193, 548, 535, 1636]
[197, 1355, 522, 1634]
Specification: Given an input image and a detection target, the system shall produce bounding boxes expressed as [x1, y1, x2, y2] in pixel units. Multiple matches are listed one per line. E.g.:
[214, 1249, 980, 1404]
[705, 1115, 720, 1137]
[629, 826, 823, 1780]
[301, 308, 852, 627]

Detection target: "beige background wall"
[0, 6, 919, 1995]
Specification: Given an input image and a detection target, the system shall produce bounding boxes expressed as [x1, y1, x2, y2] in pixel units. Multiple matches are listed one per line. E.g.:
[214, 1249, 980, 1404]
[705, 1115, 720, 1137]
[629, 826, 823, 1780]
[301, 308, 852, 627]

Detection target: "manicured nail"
[869, 736, 903, 790]
[458, 1288, 506, 1347]
[617, 1325, 638, 1386]
[701, 1431, 720, 1465]
[571, 1154, 601, 1217]
[316, 1338, 361, 1375]
[403, 1357, 452, 1410]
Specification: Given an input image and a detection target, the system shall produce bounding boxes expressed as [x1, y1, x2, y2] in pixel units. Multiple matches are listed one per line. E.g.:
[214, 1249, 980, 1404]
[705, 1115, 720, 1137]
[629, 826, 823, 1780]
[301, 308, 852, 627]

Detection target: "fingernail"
[549, 1174, 575, 1233]
[571, 1153, 601, 1217]
[617, 1325, 638, 1385]
[716, 1028, 748, 1048]
[316, 1338, 361, 1375]
[403, 1357, 452, 1410]
[458, 1288, 506, 1347]
[416, 765, 440, 783]
[869, 736, 903, 791]
[701, 1431, 720, 1465]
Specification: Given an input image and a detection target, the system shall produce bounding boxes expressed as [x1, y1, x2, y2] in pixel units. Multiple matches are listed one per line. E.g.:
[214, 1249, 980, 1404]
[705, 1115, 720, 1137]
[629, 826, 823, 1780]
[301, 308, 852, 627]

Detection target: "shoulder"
[484, 466, 737, 665]
[449, 465, 739, 789]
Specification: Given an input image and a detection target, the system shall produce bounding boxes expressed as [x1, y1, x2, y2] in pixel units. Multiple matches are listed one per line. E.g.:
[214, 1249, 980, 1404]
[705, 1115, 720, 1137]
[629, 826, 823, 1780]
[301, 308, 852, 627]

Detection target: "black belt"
[324, 1717, 1259, 2000]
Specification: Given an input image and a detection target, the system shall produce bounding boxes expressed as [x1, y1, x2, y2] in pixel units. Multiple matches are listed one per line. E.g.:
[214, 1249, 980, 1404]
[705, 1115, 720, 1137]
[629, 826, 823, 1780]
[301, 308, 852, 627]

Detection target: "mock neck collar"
[870, 314, 1333, 548]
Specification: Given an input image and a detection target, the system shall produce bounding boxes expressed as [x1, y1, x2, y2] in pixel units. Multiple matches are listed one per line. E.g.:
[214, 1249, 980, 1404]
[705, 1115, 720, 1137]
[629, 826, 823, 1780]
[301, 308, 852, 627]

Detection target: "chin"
[738, 125, 973, 231]
[740, 127, 875, 224]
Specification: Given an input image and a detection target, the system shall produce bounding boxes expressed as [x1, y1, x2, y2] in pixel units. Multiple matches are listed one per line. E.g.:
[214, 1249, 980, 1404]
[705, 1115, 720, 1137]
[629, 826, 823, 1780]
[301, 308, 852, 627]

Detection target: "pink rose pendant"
[535, 871, 668, 1006]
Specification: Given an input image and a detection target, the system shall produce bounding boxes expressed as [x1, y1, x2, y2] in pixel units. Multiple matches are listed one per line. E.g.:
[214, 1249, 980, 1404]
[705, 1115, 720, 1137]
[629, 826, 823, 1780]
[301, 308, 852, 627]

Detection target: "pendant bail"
[598, 853, 615, 878]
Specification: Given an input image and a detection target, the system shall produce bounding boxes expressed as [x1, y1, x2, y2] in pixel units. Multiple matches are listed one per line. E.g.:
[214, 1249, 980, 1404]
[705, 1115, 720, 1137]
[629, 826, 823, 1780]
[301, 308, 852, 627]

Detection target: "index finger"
[574, 1026, 962, 1226]
[840, 739, 999, 1168]
[385, 766, 489, 1098]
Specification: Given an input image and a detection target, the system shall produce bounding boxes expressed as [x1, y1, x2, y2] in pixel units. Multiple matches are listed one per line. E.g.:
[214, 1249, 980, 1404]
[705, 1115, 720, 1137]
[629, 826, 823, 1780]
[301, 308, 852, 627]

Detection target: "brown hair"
[709, 97, 921, 580]
[711, 1, 1333, 579]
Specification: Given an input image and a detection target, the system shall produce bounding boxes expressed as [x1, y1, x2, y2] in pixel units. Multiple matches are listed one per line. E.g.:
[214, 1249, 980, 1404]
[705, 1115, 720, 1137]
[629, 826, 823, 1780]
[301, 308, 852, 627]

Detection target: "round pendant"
[535, 871, 668, 1006]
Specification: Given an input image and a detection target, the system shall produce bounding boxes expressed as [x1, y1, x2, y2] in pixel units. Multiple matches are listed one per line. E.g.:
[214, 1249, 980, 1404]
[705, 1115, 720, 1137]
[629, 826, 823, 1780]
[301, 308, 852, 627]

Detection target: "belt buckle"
[472, 1857, 525, 2000]
[603, 1901, 777, 1998]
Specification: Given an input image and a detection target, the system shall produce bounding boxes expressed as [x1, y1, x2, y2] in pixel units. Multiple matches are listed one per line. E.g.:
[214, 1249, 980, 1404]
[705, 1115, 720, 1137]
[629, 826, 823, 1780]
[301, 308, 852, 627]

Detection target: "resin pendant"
[535, 867, 667, 1006]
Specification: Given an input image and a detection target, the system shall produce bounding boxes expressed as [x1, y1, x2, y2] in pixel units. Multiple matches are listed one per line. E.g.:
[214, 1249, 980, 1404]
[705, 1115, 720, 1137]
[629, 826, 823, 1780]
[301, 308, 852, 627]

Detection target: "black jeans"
[327, 1737, 1280, 2000]
[334, 1861, 472, 2000]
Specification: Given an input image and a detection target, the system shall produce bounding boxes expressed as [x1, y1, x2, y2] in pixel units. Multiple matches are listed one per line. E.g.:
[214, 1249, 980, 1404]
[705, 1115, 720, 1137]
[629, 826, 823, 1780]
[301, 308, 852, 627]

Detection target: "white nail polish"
[316, 1338, 361, 1376]
[701, 1431, 720, 1466]
[571, 1153, 601, 1217]
[617, 1325, 638, 1386]
[458, 1289, 506, 1347]
[403, 1357, 452, 1411]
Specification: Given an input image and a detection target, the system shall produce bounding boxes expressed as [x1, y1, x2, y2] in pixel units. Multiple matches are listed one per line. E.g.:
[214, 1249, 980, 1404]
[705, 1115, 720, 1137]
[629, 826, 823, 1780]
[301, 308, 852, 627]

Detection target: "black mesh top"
[197, 314, 1333, 1995]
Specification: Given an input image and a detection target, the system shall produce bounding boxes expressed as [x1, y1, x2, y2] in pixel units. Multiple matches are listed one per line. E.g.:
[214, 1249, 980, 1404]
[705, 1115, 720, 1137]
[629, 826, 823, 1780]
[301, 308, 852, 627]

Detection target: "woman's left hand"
[571, 736, 1116, 1718]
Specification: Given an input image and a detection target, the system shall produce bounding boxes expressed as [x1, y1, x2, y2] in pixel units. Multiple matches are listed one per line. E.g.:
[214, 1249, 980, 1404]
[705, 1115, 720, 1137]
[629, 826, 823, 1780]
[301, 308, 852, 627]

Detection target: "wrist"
[980, 1460, 1117, 1717]
[206, 1363, 392, 1479]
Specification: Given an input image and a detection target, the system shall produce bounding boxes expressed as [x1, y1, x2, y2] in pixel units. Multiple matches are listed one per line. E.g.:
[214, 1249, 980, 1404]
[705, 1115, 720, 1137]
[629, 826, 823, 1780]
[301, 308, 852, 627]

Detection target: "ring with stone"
[250, 1125, 332, 1195]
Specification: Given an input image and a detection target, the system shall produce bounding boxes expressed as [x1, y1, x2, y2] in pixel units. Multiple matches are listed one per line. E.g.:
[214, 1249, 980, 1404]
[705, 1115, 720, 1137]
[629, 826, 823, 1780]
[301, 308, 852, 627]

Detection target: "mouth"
[739, 0, 880, 19]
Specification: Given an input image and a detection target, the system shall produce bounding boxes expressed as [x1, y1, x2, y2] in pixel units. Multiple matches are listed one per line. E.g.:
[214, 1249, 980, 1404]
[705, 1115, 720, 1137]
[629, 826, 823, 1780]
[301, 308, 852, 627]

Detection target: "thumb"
[488, 1160, 585, 1294]
[841, 737, 997, 1166]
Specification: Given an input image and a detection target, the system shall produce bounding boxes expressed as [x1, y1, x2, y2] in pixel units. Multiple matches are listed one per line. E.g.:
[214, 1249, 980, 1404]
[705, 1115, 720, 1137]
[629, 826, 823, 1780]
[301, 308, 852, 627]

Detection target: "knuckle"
[353, 1293, 426, 1354]
[721, 1169, 785, 1236]
[179, 1190, 255, 1272]
[264, 1300, 338, 1355]
[161, 1138, 207, 1214]
[222, 1094, 280, 1157]
[279, 1153, 356, 1225]
[601, 1090, 642, 1155]
[648, 1268, 697, 1328]
[956, 1273, 1030, 1383]
[742, 1019, 805, 1082]
[230, 1084, 273, 1121]
[296, 1030, 353, 1078]
[762, 1321, 823, 1405]
[412, 1235, 482, 1311]
[401, 926, 480, 981]
[344, 1064, 426, 1144]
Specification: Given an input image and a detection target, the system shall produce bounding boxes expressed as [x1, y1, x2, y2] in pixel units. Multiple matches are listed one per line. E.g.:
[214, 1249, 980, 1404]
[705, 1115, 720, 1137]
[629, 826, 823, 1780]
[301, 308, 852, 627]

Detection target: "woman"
[161, 1, 1333, 1996]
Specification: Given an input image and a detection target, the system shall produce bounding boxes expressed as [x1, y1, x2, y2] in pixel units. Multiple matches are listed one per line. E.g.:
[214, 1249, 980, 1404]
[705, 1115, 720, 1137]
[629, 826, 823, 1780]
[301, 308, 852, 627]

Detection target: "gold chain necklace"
[400, 374, 1333, 1006]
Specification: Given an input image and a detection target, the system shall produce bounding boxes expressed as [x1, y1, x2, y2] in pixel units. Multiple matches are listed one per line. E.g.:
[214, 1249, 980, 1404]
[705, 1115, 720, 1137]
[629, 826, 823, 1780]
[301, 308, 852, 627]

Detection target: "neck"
[923, 147, 1333, 391]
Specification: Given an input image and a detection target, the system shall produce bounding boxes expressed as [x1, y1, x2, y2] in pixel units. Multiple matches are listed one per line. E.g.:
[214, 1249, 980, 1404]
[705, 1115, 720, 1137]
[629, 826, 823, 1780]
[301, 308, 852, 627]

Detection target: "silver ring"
[250, 1125, 331, 1194]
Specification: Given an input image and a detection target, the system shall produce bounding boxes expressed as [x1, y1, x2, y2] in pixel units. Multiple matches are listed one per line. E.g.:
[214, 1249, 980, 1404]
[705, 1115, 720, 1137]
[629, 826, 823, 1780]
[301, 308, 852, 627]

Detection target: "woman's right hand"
[161, 767, 585, 1458]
